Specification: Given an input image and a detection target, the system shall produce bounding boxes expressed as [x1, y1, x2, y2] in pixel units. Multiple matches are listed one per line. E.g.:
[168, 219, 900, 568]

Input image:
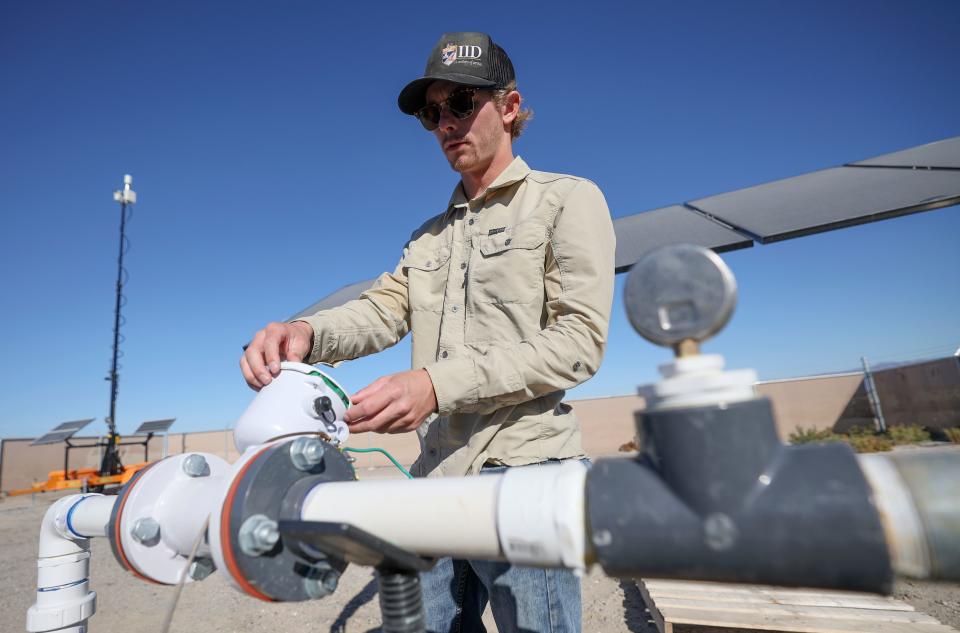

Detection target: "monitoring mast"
[102, 174, 137, 475]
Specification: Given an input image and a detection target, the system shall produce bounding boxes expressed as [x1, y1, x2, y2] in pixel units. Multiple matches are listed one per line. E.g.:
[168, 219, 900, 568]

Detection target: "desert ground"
[2, 467, 957, 633]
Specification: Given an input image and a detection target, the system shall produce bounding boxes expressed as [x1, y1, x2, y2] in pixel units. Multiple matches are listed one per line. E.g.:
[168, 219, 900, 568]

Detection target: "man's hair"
[493, 80, 532, 140]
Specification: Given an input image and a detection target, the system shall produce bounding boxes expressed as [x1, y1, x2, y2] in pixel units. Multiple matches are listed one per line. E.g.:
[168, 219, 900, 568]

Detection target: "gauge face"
[624, 244, 737, 347]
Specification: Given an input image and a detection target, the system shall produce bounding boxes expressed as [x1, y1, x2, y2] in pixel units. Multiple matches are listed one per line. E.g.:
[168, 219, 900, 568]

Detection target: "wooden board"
[638, 579, 958, 633]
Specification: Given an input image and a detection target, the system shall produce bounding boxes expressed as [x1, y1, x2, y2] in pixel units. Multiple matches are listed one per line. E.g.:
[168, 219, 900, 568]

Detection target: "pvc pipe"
[65, 495, 116, 538]
[301, 475, 504, 560]
[153, 472, 224, 556]
[496, 460, 588, 571]
[28, 494, 109, 633]
[300, 462, 590, 569]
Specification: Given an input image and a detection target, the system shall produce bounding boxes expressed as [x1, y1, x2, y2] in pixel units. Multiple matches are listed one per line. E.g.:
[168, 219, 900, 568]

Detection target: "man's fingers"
[349, 377, 389, 406]
[239, 354, 262, 391]
[244, 331, 273, 385]
[349, 402, 405, 434]
[262, 323, 286, 375]
[345, 386, 395, 424]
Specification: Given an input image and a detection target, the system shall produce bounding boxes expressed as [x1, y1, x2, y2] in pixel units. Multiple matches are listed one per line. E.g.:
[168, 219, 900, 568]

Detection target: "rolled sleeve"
[293, 263, 411, 366]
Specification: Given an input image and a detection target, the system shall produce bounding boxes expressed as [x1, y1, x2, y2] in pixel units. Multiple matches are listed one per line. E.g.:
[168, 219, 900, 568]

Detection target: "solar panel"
[690, 167, 960, 244]
[289, 278, 377, 320]
[31, 418, 95, 446]
[852, 136, 960, 169]
[286, 136, 959, 315]
[613, 205, 752, 273]
[134, 418, 176, 434]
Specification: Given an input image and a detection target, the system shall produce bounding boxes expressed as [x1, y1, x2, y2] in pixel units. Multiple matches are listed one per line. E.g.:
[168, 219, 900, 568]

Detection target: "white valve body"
[233, 362, 351, 452]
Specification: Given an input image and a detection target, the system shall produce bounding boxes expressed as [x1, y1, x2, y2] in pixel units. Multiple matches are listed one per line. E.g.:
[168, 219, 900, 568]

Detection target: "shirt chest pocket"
[471, 222, 548, 305]
[404, 249, 450, 313]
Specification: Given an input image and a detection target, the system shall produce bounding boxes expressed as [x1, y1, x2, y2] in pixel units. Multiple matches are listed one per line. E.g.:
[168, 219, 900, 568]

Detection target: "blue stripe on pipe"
[65, 495, 93, 539]
[38, 578, 87, 592]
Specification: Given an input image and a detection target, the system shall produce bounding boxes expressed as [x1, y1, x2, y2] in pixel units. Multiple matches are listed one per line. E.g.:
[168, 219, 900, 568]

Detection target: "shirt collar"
[444, 156, 531, 216]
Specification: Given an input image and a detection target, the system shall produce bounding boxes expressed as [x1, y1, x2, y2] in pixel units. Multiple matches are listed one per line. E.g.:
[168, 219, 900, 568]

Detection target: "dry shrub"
[789, 424, 893, 453]
[945, 427, 960, 443]
[788, 427, 839, 444]
[618, 438, 640, 453]
[887, 425, 931, 445]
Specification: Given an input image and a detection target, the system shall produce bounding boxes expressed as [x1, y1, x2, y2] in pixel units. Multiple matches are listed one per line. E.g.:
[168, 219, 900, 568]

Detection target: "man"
[241, 32, 615, 633]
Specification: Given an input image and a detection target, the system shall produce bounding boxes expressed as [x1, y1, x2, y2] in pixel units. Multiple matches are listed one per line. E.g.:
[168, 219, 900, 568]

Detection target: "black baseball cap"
[398, 32, 516, 115]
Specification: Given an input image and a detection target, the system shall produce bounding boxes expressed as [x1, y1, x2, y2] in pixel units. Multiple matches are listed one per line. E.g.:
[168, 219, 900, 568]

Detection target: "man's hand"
[241, 321, 314, 390]
[344, 369, 438, 434]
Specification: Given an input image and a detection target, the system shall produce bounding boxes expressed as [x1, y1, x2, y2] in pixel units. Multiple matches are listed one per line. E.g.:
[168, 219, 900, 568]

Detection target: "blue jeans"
[420, 460, 587, 633]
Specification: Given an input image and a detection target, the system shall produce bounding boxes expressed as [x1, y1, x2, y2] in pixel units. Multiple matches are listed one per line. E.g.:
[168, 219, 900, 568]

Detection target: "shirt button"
[573, 361, 582, 371]
[468, 219, 475, 225]
[441, 350, 449, 359]
[504, 238, 512, 246]
[451, 305, 459, 313]
[429, 448, 437, 456]
[425, 260, 433, 267]
[460, 262, 466, 270]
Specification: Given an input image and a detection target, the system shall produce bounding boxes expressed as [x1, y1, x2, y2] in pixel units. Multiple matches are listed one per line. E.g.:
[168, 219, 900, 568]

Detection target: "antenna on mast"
[102, 174, 137, 476]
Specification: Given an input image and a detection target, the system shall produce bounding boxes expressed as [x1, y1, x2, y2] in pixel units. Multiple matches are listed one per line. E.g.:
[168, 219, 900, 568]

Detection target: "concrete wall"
[872, 357, 960, 429]
[755, 373, 870, 438]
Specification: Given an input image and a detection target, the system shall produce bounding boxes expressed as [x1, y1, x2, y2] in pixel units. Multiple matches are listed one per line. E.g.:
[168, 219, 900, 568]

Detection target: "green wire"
[342, 447, 414, 479]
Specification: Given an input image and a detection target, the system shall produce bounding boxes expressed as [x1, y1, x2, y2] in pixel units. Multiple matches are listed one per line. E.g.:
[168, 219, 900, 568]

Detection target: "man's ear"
[501, 90, 521, 124]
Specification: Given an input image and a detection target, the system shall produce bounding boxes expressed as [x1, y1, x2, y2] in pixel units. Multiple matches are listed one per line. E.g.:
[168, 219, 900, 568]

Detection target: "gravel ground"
[2, 479, 956, 633]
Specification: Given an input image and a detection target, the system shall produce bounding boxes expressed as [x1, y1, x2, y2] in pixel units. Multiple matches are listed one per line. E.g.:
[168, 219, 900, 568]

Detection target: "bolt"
[239, 514, 279, 557]
[131, 517, 161, 546]
[188, 556, 216, 581]
[289, 436, 325, 472]
[182, 454, 210, 477]
[303, 569, 340, 599]
[703, 512, 738, 551]
[592, 529, 613, 547]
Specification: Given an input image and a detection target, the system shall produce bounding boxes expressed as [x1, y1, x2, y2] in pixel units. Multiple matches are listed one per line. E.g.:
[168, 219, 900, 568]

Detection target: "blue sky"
[1, 1, 958, 439]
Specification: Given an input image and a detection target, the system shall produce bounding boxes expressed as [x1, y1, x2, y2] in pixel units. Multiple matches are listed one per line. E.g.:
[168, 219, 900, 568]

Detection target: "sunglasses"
[415, 88, 484, 131]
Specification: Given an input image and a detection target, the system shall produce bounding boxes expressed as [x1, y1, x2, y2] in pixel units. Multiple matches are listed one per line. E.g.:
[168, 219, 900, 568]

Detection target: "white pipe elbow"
[28, 494, 115, 633]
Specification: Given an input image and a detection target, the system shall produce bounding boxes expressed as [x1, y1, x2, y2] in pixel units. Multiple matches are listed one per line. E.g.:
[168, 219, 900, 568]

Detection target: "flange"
[209, 437, 356, 601]
[108, 452, 231, 584]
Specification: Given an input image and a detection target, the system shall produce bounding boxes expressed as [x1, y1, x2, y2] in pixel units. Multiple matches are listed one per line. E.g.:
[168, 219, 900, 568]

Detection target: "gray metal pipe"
[860, 448, 960, 581]
[586, 397, 894, 592]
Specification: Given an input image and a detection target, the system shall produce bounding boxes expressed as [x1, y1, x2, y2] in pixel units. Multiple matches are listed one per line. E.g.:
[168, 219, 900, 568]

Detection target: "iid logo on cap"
[441, 43, 483, 66]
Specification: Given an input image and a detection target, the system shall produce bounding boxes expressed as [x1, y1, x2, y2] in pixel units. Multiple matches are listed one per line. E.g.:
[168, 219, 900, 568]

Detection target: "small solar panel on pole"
[134, 419, 175, 460]
[30, 419, 95, 446]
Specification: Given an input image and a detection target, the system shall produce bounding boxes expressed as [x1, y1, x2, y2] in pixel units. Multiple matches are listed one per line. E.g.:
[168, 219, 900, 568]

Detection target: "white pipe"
[27, 494, 115, 633]
[858, 454, 930, 578]
[153, 473, 223, 556]
[66, 495, 116, 538]
[495, 460, 588, 571]
[301, 475, 504, 560]
[300, 461, 589, 569]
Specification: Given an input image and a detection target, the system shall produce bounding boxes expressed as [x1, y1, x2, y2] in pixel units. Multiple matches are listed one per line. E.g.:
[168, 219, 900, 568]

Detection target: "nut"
[289, 437, 325, 472]
[239, 514, 279, 557]
[182, 454, 210, 478]
[303, 569, 340, 599]
[188, 557, 216, 581]
[130, 517, 161, 546]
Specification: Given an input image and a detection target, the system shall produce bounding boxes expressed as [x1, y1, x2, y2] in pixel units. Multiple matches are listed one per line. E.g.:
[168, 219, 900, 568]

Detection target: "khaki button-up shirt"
[298, 156, 615, 477]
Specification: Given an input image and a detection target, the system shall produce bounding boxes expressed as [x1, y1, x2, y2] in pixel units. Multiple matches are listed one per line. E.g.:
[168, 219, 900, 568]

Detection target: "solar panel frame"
[289, 278, 378, 320]
[134, 418, 176, 434]
[31, 418, 95, 446]
[690, 167, 960, 244]
[852, 136, 960, 169]
[613, 205, 753, 273]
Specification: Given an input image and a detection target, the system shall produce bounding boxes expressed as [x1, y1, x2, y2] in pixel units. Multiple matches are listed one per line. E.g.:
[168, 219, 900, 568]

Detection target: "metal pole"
[861, 356, 887, 433]
[101, 175, 136, 475]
